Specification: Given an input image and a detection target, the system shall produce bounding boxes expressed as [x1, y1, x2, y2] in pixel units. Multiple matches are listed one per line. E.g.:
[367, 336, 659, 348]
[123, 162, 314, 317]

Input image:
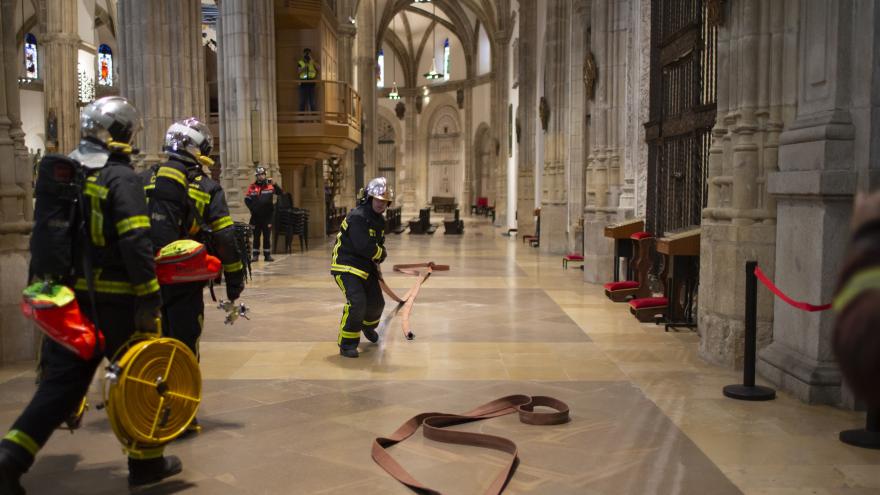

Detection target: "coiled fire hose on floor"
[103, 337, 201, 457]
[377, 262, 450, 340]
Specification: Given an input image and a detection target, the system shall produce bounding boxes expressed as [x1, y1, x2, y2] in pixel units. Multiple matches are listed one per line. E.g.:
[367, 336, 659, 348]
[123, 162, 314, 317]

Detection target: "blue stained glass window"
[24, 33, 38, 79]
[443, 38, 450, 81]
[97, 44, 113, 86]
[377, 49, 385, 87]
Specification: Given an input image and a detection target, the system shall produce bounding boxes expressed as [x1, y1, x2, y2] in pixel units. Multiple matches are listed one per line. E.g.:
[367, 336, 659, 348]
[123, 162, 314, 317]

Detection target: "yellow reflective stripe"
[90, 195, 105, 246]
[83, 182, 109, 199]
[334, 275, 346, 293]
[341, 219, 348, 230]
[132, 278, 160, 296]
[211, 216, 233, 231]
[75, 277, 136, 295]
[372, 245, 383, 261]
[223, 261, 243, 272]
[834, 267, 880, 312]
[143, 184, 155, 192]
[187, 187, 211, 205]
[369, 228, 376, 236]
[125, 446, 165, 460]
[362, 319, 380, 326]
[339, 330, 360, 339]
[4, 429, 39, 456]
[330, 264, 369, 279]
[331, 232, 342, 265]
[116, 215, 150, 236]
[157, 166, 187, 187]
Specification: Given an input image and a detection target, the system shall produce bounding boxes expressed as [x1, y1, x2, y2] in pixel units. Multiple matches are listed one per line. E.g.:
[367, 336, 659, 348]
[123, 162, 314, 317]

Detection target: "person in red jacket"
[245, 166, 282, 262]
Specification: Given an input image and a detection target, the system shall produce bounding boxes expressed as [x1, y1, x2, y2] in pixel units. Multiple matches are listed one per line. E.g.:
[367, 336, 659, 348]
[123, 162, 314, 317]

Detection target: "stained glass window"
[24, 33, 38, 79]
[443, 38, 450, 81]
[377, 49, 385, 88]
[98, 44, 113, 86]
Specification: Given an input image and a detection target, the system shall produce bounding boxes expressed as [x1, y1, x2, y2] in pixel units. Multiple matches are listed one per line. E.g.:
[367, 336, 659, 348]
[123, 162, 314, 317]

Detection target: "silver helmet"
[163, 117, 214, 166]
[79, 96, 141, 152]
[365, 177, 393, 203]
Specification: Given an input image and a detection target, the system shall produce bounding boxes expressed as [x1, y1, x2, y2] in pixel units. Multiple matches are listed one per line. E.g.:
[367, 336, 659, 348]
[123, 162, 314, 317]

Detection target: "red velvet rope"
[754, 266, 832, 312]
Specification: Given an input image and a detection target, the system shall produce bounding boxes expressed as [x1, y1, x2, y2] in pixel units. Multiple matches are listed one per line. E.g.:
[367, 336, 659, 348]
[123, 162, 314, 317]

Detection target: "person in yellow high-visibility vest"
[298, 48, 320, 112]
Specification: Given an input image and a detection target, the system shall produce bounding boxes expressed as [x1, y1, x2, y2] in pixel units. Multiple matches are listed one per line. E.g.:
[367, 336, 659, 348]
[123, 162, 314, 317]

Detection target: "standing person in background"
[245, 166, 282, 262]
[298, 48, 320, 112]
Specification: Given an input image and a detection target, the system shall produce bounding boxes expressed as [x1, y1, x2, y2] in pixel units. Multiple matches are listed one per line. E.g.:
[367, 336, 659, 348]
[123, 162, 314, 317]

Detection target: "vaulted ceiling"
[375, 0, 498, 86]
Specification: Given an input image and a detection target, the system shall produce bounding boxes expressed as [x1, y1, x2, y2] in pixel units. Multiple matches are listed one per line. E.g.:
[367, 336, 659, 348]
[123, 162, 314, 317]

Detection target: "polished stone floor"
[2, 218, 880, 494]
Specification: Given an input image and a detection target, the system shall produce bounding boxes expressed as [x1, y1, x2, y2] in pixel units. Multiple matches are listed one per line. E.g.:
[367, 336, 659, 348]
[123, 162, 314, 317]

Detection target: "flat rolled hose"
[104, 337, 201, 452]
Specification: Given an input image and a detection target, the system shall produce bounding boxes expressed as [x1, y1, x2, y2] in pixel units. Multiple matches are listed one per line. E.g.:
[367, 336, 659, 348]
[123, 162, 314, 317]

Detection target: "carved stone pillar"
[516, 0, 537, 235]
[584, 0, 641, 282]
[700, 0, 795, 369]
[119, 0, 206, 168]
[216, 0, 278, 214]
[539, 0, 570, 255]
[758, 0, 865, 405]
[0, 0, 36, 363]
[356, 0, 377, 181]
[491, 33, 511, 227]
[43, 0, 78, 153]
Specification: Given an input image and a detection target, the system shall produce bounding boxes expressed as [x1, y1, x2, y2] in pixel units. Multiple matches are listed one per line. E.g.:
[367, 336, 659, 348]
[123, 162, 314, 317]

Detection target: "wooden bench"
[443, 208, 464, 235]
[431, 196, 457, 213]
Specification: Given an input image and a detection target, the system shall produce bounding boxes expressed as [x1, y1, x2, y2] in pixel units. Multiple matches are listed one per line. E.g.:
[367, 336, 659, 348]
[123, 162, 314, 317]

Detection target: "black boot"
[128, 455, 183, 487]
[339, 346, 359, 358]
[263, 251, 274, 262]
[0, 449, 26, 495]
[251, 250, 259, 262]
[363, 328, 379, 344]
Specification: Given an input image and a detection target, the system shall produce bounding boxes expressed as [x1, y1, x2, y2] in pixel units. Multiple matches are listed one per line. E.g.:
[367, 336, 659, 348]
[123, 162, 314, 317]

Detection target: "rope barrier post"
[839, 407, 880, 449]
[723, 261, 776, 401]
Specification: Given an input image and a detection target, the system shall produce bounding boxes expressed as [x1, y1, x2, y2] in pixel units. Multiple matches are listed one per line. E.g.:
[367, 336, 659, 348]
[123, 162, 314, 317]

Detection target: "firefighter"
[330, 177, 391, 358]
[245, 166, 282, 262]
[144, 118, 245, 435]
[297, 48, 320, 111]
[0, 96, 180, 491]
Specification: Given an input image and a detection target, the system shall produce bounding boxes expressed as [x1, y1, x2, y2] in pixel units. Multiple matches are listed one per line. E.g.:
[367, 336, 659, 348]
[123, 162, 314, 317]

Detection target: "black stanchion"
[723, 261, 776, 401]
[840, 408, 880, 449]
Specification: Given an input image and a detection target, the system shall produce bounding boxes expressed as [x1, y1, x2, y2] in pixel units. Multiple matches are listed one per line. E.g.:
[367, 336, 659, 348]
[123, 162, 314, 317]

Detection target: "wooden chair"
[604, 232, 654, 302]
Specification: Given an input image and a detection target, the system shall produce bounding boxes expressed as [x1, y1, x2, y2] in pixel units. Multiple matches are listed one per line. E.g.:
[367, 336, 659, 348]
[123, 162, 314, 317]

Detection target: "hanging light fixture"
[423, 2, 444, 81]
[388, 14, 401, 100]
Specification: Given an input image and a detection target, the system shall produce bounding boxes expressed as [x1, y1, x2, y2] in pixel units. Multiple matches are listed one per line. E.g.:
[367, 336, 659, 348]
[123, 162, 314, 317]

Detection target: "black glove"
[133, 293, 162, 335]
[378, 248, 387, 264]
[225, 271, 245, 301]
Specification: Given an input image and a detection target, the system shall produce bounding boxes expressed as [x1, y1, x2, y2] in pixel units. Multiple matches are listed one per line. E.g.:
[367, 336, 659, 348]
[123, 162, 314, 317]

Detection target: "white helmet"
[365, 177, 393, 203]
[79, 96, 141, 153]
[163, 117, 214, 167]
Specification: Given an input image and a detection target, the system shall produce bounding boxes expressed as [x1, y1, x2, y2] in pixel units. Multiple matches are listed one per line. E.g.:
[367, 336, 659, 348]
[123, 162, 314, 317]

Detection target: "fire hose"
[102, 337, 201, 457]
[377, 262, 450, 340]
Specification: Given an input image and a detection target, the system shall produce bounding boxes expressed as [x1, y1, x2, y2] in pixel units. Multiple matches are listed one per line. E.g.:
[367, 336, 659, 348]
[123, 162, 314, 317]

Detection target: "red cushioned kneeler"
[629, 297, 668, 322]
[563, 253, 584, 269]
[604, 280, 640, 302]
[630, 231, 653, 240]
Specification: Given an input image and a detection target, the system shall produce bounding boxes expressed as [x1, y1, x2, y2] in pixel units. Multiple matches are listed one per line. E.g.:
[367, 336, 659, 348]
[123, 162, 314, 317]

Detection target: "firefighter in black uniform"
[0, 96, 181, 492]
[330, 177, 392, 358]
[245, 166, 282, 262]
[143, 118, 245, 436]
[145, 117, 245, 357]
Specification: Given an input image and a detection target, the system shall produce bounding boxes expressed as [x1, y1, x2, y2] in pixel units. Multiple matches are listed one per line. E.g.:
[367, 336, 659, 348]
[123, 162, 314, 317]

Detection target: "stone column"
[402, 94, 417, 216]
[337, 22, 358, 208]
[43, 0, 78, 153]
[516, 0, 537, 235]
[463, 86, 474, 211]
[539, 0, 570, 255]
[0, 0, 36, 363]
[217, 0, 278, 214]
[356, 0, 377, 180]
[119, 0, 206, 168]
[567, 1, 589, 253]
[583, 0, 637, 282]
[491, 32, 511, 227]
[758, 0, 873, 405]
[700, 0, 792, 369]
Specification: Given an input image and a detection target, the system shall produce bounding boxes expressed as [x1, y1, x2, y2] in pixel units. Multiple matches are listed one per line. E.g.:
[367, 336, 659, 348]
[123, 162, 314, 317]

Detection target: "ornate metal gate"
[645, 0, 717, 236]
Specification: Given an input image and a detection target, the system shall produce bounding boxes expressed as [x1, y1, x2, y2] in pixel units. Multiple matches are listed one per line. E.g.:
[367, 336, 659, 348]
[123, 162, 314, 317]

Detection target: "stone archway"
[427, 106, 463, 204]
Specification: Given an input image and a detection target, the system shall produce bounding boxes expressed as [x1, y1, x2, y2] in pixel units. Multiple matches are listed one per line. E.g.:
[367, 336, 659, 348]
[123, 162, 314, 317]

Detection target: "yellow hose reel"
[103, 337, 201, 456]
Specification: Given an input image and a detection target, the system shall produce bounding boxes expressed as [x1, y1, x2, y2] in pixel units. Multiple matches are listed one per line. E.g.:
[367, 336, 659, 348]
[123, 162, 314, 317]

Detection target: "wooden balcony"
[277, 79, 361, 166]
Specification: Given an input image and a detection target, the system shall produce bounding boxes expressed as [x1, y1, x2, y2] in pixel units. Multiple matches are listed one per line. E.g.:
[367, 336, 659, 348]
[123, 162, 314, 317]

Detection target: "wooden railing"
[277, 79, 361, 130]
